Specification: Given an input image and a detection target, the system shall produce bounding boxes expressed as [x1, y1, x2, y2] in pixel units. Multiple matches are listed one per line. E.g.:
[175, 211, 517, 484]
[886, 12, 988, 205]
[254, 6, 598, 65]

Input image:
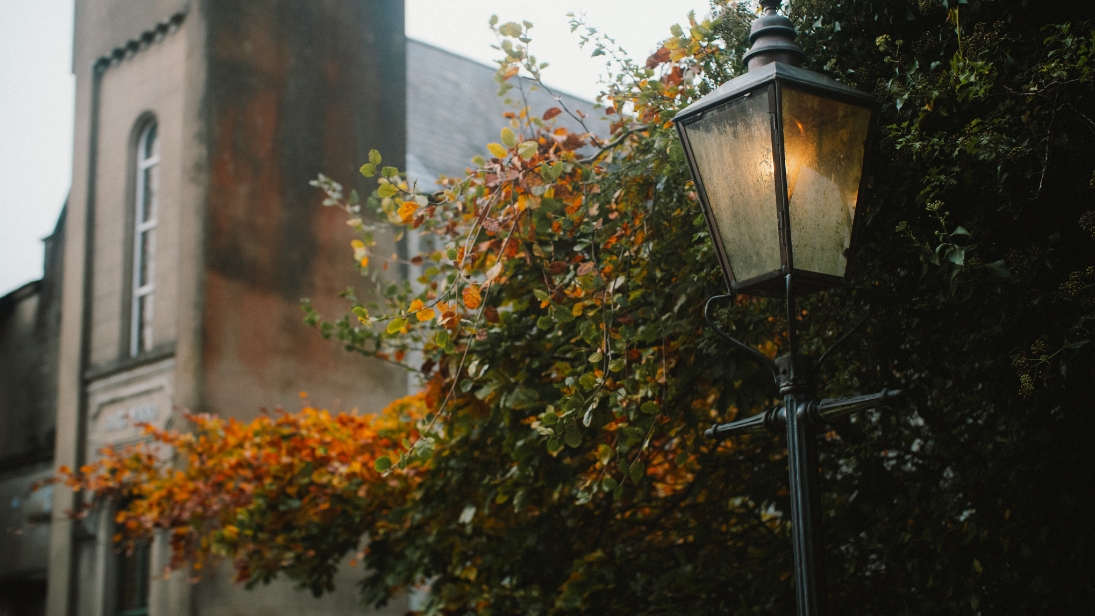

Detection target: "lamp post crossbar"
[704, 388, 905, 440]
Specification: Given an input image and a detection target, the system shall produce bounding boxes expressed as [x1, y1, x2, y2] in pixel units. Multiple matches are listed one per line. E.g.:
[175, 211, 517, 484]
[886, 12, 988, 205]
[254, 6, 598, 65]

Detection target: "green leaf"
[983, 260, 1013, 279]
[458, 505, 476, 524]
[499, 21, 523, 37]
[565, 424, 582, 448]
[518, 141, 538, 159]
[579, 373, 596, 391]
[542, 411, 558, 425]
[608, 358, 626, 373]
[374, 456, 392, 471]
[381, 166, 399, 178]
[537, 316, 553, 330]
[369, 149, 381, 165]
[434, 330, 450, 347]
[386, 317, 407, 333]
[588, 352, 603, 363]
[472, 155, 486, 167]
[602, 477, 618, 491]
[629, 461, 644, 484]
[547, 437, 562, 453]
[641, 401, 659, 415]
[501, 127, 518, 148]
[359, 163, 376, 178]
[554, 308, 575, 323]
[377, 183, 398, 198]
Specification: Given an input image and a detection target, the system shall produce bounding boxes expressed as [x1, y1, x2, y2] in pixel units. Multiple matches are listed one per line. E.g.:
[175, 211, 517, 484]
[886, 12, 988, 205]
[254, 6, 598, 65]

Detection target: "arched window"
[130, 121, 159, 357]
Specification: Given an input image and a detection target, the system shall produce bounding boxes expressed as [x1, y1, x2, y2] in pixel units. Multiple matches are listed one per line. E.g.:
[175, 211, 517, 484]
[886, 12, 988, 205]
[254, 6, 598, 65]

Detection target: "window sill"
[84, 344, 176, 383]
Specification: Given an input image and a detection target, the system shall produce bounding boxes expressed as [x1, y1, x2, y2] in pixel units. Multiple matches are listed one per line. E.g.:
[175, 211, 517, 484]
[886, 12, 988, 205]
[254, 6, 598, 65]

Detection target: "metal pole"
[785, 392, 825, 616]
[782, 272, 824, 615]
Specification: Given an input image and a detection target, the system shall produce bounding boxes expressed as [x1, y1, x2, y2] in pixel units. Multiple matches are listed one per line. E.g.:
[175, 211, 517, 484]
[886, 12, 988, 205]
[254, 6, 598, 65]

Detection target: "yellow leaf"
[416, 307, 436, 322]
[487, 143, 508, 159]
[572, 302, 585, 317]
[397, 200, 418, 222]
[352, 239, 368, 261]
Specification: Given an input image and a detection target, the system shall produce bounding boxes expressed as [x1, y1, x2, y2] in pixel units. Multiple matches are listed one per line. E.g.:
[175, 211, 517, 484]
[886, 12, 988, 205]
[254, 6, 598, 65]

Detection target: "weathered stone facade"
[0, 2, 601, 615]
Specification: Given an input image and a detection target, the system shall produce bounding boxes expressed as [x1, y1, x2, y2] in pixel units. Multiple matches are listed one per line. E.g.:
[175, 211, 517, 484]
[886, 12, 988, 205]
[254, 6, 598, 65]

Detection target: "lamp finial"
[744, 1, 806, 71]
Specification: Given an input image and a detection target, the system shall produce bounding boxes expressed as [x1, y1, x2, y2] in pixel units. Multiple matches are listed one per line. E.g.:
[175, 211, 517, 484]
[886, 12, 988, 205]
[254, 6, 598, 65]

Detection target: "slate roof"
[405, 39, 610, 188]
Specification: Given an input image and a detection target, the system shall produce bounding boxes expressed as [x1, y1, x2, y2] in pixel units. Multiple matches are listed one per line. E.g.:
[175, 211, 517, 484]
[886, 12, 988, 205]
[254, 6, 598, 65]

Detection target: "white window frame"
[130, 122, 159, 357]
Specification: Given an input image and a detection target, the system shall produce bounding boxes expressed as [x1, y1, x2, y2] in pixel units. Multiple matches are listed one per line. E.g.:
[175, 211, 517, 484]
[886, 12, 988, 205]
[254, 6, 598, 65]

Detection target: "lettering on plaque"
[102, 403, 160, 432]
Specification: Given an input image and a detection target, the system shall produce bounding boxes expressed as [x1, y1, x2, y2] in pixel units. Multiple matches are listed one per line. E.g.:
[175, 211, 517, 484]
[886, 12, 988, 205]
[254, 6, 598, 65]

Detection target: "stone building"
[0, 2, 601, 615]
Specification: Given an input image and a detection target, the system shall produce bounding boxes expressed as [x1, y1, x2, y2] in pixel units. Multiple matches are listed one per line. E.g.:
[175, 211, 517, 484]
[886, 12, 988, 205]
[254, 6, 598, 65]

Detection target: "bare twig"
[1066, 100, 1095, 138]
[578, 124, 648, 165]
[1034, 93, 1058, 201]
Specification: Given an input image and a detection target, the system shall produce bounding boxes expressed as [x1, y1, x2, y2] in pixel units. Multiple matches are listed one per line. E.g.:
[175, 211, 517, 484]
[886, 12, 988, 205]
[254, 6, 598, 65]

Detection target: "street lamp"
[672, 2, 901, 615]
[675, 1, 877, 298]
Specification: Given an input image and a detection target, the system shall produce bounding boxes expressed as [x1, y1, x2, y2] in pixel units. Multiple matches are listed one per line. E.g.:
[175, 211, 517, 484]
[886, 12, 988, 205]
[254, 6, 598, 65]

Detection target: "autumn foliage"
[58, 391, 430, 591]
[56, 2, 1095, 614]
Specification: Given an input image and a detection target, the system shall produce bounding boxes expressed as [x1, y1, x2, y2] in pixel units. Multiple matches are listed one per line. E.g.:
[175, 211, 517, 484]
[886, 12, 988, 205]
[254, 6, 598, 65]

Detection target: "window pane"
[141, 164, 158, 223]
[132, 120, 159, 357]
[117, 541, 150, 614]
[135, 294, 153, 354]
[682, 90, 781, 282]
[781, 87, 871, 277]
[142, 123, 158, 161]
[137, 230, 154, 287]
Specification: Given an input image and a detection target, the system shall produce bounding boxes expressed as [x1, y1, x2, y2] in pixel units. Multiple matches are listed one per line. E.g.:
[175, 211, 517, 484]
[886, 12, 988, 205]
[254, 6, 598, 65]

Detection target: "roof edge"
[92, 5, 189, 74]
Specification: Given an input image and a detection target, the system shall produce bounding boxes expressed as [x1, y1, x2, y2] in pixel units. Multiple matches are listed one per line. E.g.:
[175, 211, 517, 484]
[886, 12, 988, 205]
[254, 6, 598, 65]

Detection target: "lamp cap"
[744, 1, 806, 71]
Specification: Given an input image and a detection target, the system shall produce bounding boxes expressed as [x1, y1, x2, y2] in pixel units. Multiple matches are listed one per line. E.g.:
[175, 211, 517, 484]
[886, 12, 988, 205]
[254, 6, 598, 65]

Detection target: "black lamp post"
[672, 2, 901, 615]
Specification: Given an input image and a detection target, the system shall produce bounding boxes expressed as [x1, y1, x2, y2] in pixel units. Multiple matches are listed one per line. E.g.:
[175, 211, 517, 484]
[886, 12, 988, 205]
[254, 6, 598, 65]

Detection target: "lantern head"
[673, 1, 877, 297]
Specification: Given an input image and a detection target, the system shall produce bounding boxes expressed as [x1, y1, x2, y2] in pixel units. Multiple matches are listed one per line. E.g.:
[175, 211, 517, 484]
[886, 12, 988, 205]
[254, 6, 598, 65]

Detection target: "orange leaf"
[645, 46, 670, 69]
[543, 107, 562, 121]
[463, 286, 482, 310]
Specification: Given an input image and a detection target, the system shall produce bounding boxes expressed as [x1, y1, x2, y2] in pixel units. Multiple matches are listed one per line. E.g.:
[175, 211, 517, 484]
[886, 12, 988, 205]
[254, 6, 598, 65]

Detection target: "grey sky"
[0, 1, 716, 295]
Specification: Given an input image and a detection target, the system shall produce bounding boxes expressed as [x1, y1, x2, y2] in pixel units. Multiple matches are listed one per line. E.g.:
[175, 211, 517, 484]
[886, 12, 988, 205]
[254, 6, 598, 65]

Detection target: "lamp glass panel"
[684, 90, 781, 282]
[781, 87, 871, 277]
